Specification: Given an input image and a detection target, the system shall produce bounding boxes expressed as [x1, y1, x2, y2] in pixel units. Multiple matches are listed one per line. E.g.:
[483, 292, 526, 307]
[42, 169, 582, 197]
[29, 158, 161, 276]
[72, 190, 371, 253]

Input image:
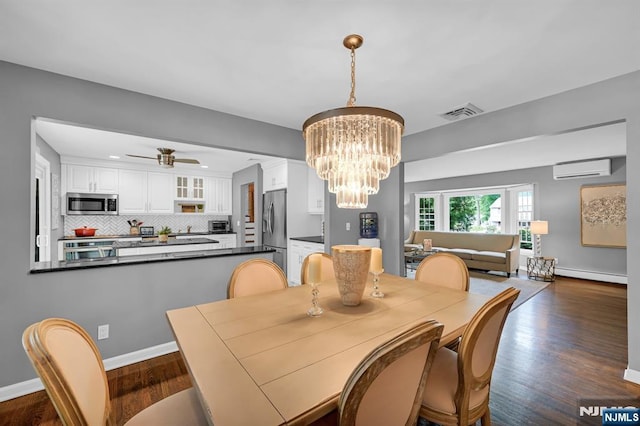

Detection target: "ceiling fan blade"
[174, 158, 200, 164]
[126, 154, 156, 160]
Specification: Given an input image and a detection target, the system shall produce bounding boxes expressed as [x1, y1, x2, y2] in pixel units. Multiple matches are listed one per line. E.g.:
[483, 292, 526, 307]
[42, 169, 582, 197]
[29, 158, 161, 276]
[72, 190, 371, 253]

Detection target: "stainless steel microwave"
[66, 193, 118, 215]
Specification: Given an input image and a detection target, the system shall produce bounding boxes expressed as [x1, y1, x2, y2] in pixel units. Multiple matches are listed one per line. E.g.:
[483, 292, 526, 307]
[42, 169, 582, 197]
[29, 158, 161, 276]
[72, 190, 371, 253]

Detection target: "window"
[446, 193, 502, 233]
[516, 190, 533, 250]
[414, 184, 535, 241]
[417, 196, 436, 230]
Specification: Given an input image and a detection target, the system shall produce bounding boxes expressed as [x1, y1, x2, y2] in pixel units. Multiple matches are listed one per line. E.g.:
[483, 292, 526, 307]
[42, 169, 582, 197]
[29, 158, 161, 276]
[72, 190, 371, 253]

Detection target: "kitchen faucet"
[187, 225, 192, 233]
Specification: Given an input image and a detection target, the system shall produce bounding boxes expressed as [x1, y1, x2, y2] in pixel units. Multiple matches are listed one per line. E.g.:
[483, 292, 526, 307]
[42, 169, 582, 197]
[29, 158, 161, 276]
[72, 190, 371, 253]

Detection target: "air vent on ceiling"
[439, 102, 484, 121]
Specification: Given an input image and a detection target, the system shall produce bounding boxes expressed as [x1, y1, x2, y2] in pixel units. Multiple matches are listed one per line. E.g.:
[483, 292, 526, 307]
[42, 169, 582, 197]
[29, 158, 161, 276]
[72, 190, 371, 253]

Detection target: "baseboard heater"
[554, 267, 627, 284]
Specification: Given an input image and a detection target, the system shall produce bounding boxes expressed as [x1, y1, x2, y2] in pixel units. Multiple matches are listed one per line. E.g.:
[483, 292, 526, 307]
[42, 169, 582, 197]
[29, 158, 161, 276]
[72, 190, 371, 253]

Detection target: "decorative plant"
[158, 226, 172, 235]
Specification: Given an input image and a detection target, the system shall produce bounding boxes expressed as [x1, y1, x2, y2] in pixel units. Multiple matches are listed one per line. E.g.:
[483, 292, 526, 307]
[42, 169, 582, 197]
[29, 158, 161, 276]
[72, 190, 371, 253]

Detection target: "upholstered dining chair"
[22, 318, 207, 426]
[418, 287, 520, 426]
[415, 252, 470, 292]
[336, 319, 444, 426]
[300, 252, 335, 285]
[227, 258, 288, 298]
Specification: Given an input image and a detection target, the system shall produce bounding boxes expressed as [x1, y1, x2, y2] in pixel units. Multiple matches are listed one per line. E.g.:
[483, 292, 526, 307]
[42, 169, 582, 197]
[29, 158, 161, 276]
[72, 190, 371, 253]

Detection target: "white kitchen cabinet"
[118, 170, 173, 214]
[206, 177, 232, 215]
[175, 175, 205, 200]
[117, 242, 219, 257]
[147, 172, 174, 213]
[262, 160, 288, 192]
[288, 239, 324, 286]
[118, 169, 147, 214]
[307, 168, 324, 214]
[65, 164, 119, 194]
[212, 234, 237, 248]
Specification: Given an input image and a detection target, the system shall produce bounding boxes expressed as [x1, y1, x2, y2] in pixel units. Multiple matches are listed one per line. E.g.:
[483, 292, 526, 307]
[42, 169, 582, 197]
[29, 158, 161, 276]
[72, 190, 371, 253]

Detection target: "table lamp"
[530, 220, 548, 257]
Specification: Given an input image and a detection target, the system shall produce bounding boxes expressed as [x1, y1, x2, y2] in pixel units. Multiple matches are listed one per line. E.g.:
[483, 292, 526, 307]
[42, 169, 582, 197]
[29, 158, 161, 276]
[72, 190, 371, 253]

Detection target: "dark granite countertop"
[290, 236, 324, 244]
[59, 232, 235, 241]
[113, 237, 218, 249]
[30, 246, 275, 273]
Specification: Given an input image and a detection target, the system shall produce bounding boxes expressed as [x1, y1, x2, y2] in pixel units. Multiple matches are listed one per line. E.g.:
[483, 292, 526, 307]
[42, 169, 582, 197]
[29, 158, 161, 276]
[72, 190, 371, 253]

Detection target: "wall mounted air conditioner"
[552, 159, 611, 180]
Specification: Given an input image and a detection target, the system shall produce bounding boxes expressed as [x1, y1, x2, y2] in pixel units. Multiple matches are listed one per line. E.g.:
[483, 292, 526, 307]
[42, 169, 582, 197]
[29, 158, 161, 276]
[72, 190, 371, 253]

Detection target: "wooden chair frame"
[227, 258, 288, 298]
[23, 318, 114, 425]
[419, 287, 520, 426]
[415, 252, 470, 292]
[300, 252, 334, 285]
[339, 320, 444, 426]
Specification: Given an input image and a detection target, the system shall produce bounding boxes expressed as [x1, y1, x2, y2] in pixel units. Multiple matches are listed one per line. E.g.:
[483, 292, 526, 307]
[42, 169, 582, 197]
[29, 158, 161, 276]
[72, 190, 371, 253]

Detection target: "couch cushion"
[472, 251, 506, 264]
[445, 248, 477, 260]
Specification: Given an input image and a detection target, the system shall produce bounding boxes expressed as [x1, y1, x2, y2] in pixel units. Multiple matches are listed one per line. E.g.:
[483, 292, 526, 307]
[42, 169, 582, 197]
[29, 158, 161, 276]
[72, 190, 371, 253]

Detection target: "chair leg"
[480, 407, 491, 426]
[506, 272, 511, 278]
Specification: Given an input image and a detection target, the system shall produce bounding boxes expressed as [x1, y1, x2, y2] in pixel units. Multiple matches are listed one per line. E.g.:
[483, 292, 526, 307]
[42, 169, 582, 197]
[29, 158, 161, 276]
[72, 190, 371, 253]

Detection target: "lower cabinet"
[288, 240, 324, 286]
[175, 234, 237, 249]
[117, 242, 219, 257]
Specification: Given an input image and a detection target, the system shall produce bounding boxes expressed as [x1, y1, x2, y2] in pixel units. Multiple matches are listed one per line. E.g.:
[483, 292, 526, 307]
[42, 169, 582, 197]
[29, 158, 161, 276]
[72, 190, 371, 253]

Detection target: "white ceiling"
[3, 1, 639, 178]
[35, 118, 280, 174]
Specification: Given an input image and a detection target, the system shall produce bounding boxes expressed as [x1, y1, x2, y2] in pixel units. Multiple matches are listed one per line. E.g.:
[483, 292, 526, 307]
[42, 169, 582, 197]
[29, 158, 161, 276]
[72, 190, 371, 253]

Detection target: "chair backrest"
[300, 252, 335, 285]
[22, 318, 112, 425]
[339, 320, 444, 426]
[227, 258, 288, 298]
[414, 252, 470, 291]
[455, 287, 520, 419]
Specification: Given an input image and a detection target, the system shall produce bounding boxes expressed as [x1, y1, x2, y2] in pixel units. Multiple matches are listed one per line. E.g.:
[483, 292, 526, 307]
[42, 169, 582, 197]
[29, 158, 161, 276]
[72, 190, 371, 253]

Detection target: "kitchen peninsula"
[31, 246, 275, 273]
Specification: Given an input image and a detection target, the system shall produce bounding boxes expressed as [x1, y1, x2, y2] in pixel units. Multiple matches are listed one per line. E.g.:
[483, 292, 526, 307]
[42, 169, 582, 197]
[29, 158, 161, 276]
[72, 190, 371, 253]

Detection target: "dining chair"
[22, 318, 207, 425]
[300, 252, 335, 284]
[415, 252, 470, 291]
[418, 287, 520, 426]
[338, 319, 444, 426]
[227, 258, 288, 298]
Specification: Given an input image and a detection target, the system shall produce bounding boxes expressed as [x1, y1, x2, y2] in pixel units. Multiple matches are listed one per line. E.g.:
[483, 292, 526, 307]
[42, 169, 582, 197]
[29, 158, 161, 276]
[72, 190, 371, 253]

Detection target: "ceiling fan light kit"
[303, 34, 404, 209]
[127, 147, 200, 168]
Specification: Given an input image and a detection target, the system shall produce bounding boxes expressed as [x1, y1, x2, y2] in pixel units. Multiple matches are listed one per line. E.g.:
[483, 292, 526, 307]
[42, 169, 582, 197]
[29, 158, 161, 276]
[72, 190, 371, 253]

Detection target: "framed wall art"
[580, 183, 626, 248]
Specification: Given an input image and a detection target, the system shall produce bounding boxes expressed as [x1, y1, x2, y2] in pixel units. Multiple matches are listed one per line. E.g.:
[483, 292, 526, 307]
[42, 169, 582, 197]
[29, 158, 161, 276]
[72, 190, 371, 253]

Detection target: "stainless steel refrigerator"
[263, 189, 287, 273]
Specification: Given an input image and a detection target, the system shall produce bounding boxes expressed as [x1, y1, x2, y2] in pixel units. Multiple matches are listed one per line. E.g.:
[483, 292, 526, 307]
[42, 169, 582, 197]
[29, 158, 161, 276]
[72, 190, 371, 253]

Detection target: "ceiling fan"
[126, 148, 200, 168]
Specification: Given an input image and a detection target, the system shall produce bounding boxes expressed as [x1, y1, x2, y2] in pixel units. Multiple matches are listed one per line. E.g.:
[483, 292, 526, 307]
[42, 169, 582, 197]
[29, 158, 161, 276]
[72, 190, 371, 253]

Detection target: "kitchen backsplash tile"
[64, 214, 230, 236]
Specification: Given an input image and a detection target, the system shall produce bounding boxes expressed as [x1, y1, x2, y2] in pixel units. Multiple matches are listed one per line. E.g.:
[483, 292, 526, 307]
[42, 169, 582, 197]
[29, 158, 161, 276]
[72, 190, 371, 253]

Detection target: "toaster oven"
[208, 220, 230, 233]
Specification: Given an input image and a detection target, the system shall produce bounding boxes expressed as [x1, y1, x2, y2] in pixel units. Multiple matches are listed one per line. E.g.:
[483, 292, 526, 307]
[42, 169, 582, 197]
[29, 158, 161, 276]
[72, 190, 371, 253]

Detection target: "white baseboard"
[624, 367, 640, 386]
[554, 267, 627, 284]
[0, 341, 178, 403]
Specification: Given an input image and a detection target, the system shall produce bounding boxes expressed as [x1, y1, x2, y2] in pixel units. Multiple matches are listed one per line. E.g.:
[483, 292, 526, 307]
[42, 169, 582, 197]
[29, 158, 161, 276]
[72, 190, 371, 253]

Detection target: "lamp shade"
[530, 220, 549, 235]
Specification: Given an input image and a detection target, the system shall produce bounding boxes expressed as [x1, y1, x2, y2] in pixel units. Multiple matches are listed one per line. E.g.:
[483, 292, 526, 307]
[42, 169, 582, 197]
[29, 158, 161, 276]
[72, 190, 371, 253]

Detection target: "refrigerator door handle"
[269, 202, 275, 234]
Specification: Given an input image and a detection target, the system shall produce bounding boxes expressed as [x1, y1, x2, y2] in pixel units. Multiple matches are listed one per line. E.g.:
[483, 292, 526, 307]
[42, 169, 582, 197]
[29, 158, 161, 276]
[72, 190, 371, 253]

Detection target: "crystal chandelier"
[303, 34, 404, 209]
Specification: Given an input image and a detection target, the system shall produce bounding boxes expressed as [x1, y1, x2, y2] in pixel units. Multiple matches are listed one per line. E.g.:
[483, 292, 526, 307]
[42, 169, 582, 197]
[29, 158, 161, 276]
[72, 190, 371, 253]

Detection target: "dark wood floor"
[1, 274, 639, 425]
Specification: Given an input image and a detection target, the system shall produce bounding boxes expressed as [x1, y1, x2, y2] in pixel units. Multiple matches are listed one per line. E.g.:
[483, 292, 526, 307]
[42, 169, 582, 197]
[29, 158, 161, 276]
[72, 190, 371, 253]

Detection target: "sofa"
[405, 230, 520, 277]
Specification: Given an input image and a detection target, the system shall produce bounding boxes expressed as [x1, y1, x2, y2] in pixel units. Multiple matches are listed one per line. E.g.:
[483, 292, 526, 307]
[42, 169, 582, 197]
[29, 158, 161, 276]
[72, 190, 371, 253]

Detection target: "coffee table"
[404, 249, 438, 276]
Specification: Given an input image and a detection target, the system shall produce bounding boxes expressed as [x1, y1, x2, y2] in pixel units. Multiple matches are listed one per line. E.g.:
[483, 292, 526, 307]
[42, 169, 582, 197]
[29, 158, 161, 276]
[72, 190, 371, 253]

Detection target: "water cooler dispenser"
[358, 212, 380, 247]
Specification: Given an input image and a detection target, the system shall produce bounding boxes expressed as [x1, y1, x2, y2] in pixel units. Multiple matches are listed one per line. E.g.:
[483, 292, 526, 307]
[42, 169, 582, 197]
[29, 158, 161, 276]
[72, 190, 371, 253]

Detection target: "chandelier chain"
[347, 47, 356, 107]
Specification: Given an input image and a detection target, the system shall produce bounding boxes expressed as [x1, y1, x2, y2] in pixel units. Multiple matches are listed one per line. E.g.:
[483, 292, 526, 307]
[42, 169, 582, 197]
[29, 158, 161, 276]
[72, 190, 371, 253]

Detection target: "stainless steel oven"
[66, 193, 118, 215]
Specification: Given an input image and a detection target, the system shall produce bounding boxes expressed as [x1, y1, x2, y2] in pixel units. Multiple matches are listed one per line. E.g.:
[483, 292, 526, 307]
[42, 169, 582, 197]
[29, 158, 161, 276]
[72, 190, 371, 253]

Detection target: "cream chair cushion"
[228, 258, 288, 298]
[415, 252, 470, 291]
[339, 320, 443, 426]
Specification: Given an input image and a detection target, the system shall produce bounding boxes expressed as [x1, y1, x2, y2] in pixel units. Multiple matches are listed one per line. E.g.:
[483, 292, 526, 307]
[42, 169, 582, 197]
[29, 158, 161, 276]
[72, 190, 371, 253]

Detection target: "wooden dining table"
[166, 273, 491, 425]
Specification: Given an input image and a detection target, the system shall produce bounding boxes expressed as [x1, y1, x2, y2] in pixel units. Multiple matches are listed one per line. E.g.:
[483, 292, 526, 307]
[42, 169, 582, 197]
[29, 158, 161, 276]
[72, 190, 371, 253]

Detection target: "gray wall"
[326, 165, 404, 275]
[0, 60, 302, 387]
[401, 70, 640, 382]
[35, 135, 63, 261]
[404, 158, 627, 276]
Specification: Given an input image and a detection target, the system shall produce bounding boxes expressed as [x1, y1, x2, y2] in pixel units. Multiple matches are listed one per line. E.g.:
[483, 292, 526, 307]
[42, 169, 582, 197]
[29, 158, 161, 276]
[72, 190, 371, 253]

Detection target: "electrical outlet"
[346, 222, 350, 231]
[98, 324, 109, 340]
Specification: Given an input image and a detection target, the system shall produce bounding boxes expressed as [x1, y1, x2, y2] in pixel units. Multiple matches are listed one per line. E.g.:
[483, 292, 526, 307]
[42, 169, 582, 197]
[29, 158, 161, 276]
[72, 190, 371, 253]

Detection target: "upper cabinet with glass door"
[175, 175, 205, 200]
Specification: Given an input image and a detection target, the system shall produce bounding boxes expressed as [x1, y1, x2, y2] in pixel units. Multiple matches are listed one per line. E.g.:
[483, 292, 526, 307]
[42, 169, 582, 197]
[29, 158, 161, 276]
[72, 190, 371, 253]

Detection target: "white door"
[35, 153, 51, 262]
